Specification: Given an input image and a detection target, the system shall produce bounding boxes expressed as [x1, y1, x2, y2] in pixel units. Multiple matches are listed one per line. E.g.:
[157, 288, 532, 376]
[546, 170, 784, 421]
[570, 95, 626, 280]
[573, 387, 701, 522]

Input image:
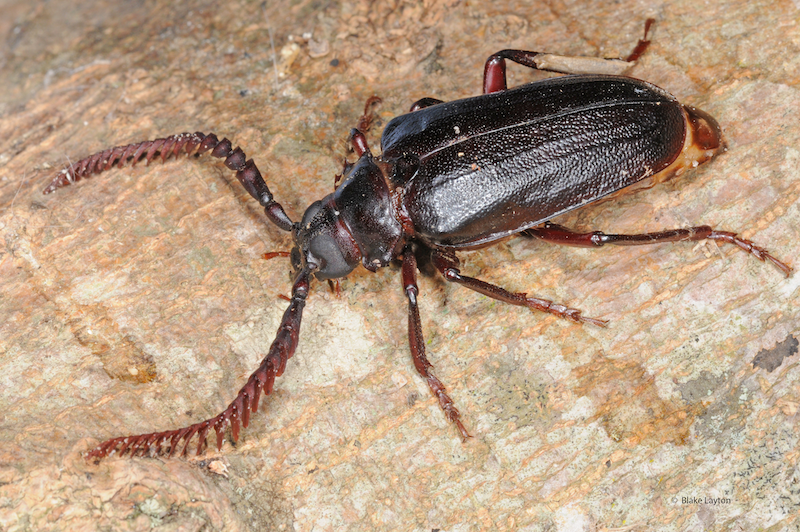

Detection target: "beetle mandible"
[43, 21, 792, 460]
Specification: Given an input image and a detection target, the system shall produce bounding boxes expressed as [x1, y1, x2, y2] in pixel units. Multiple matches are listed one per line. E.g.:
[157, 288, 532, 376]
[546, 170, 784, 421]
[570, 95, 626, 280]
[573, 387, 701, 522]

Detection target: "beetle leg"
[402, 246, 471, 441]
[483, 51, 631, 93]
[348, 128, 371, 158]
[483, 19, 655, 94]
[85, 268, 313, 461]
[336, 99, 382, 188]
[525, 222, 793, 277]
[625, 18, 655, 62]
[355, 95, 382, 133]
[431, 249, 607, 327]
[335, 97, 384, 190]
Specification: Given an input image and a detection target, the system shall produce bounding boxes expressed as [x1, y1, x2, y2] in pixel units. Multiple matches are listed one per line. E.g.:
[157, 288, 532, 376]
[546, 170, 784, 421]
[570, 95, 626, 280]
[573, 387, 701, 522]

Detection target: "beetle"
[43, 21, 792, 460]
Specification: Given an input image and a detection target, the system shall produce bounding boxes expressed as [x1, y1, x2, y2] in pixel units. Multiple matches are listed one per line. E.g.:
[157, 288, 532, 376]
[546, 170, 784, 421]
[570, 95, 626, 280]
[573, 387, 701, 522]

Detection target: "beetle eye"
[307, 232, 357, 279]
[295, 199, 361, 280]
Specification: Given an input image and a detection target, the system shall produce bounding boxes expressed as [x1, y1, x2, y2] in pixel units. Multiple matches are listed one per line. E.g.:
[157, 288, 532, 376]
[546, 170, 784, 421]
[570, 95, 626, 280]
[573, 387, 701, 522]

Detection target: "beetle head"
[289, 152, 404, 280]
[292, 198, 362, 280]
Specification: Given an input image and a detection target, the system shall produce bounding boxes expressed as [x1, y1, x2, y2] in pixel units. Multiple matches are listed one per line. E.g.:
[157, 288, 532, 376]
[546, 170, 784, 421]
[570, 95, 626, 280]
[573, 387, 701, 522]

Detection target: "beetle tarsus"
[355, 95, 382, 133]
[707, 231, 793, 277]
[431, 249, 606, 326]
[524, 296, 609, 327]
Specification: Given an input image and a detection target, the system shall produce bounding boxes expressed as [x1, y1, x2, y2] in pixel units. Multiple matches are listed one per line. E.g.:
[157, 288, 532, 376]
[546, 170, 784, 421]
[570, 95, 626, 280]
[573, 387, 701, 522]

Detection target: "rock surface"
[1, 1, 799, 530]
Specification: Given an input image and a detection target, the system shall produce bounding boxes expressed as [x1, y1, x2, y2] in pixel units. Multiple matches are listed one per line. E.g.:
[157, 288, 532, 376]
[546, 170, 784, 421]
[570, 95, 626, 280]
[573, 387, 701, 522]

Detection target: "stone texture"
[1, 0, 799, 530]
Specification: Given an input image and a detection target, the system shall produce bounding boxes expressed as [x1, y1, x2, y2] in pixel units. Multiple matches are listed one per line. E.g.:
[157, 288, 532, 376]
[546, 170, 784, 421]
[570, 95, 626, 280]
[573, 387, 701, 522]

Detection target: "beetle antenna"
[43, 132, 295, 232]
[86, 266, 313, 461]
